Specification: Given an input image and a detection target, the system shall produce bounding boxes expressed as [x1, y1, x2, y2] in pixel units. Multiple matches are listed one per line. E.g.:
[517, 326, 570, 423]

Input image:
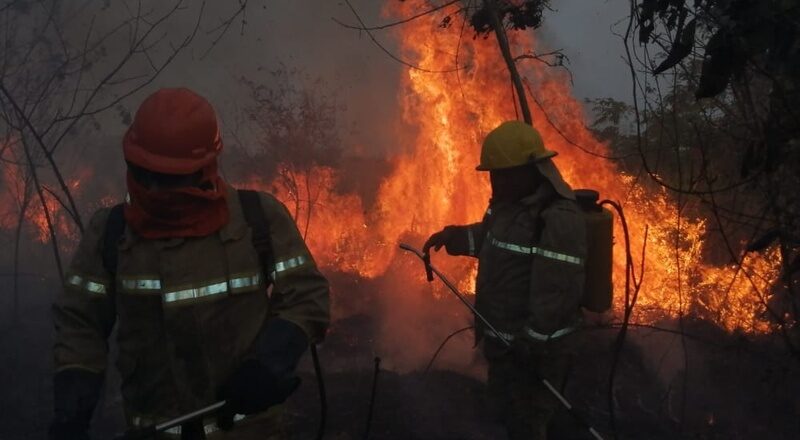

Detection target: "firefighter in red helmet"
[50, 88, 330, 439]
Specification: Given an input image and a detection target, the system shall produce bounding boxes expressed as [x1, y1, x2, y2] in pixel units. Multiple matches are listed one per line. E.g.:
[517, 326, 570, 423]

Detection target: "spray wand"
[399, 243, 604, 440]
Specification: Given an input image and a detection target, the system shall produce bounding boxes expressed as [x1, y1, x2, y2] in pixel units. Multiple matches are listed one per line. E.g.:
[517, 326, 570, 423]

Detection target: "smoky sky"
[539, 0, 631, 102]
[52, 0, 633, 188]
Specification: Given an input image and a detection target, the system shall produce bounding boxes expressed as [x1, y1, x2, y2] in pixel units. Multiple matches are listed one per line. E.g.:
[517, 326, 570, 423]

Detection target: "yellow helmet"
[476, 121, 557, 171]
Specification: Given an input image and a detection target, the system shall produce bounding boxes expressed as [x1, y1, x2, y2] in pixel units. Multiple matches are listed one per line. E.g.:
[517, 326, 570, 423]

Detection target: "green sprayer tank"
[574, 189, 614, 313]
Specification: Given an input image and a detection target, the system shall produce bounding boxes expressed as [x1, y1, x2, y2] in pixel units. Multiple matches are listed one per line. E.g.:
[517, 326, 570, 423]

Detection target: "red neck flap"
[124, 164, 229, 240]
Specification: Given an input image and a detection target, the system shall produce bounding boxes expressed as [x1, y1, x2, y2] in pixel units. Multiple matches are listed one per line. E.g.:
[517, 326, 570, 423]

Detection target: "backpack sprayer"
[399, 243, 605, 440]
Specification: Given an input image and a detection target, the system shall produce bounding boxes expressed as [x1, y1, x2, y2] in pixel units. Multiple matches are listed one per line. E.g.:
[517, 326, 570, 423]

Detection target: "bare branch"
[334, 0, 462, 31]
[484, 0, 531, 123]
[335, 0, 463, 74]
[200, 0, 249, 60]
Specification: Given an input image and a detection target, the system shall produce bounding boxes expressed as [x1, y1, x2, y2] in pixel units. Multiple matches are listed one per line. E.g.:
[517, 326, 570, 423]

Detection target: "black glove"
[423, 225, 464, 255]
[49, 369, 103, 440]
[217, 359, 300, 421]
[217, 318, 308, 429]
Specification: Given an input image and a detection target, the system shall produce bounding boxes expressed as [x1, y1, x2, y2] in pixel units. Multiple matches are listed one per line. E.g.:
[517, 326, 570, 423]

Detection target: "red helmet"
[123, 88, 222, 175]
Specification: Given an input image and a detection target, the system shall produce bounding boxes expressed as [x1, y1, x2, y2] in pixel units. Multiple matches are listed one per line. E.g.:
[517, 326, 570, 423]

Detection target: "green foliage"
[638, 0, 800, 100]
[589, 76, 800, 325]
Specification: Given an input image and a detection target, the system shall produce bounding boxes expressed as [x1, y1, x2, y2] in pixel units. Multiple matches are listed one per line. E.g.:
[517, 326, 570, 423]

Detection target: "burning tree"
[329, 0, 795, 340]
[326, 0, 798, 434]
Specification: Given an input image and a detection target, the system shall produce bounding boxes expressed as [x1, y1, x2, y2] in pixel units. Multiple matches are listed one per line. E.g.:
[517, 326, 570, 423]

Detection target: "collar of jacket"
[492, 182, 556, 210]
[119, 184, 249, 250]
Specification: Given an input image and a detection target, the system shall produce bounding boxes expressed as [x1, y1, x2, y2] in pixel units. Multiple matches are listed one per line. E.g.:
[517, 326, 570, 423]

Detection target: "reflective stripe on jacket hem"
[484, 326, 576, 342]
[65, 274, 109, 295]
[484, 329, 514, 343]
[486, 232, 583, 265]
[525, 325, 576, 341]
[131, 414, 246, 436]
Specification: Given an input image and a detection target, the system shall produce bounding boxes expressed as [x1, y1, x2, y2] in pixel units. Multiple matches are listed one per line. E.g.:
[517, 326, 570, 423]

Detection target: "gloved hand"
[217, 318, 308, 430]
[219, 360, 301, 415]
[49, 369, 103, 440]
[423, 225, 462, 255]
[217, 360, 300, 427]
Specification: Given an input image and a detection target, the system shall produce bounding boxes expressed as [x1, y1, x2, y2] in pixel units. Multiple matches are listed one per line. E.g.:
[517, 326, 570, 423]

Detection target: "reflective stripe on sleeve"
[467, 228, 476, 256]
[486, 233, 583, 265]
[271, 255, 309, 279]
[65, 274, 108, 295]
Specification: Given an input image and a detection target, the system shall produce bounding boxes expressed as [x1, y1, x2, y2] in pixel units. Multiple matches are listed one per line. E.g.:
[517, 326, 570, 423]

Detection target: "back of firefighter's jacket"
[448, 184, 587, 352]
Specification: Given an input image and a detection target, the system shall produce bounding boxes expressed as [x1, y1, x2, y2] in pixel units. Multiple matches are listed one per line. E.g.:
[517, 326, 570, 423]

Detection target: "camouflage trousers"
[485, 340, 574, 440]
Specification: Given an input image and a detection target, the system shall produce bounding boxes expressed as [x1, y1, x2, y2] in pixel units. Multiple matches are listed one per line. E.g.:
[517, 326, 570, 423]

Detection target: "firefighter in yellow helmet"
[424, 121, 587, 439]
[49, 88, 330, 439]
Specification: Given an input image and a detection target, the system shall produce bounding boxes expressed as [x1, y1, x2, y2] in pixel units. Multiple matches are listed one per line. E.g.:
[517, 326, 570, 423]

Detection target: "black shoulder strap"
[532, 193, 559, 245]
[237, 189, 275, 281]
[102, 204, 126, 276]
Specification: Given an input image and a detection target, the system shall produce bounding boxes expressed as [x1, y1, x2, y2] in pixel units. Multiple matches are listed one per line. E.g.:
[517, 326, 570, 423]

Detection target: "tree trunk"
[485, 0, 533, 124]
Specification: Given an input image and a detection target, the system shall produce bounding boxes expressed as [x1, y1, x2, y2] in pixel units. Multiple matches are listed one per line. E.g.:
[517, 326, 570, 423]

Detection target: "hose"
[424, 326, 474, 375]
[600, 199, 643, 440]
[362, 356, 381, 440]
[310, 343, 327, 440]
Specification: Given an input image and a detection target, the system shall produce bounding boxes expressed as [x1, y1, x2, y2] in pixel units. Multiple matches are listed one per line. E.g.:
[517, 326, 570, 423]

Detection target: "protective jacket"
[52, 184, 330, 435]
[445, 183, 587, 353]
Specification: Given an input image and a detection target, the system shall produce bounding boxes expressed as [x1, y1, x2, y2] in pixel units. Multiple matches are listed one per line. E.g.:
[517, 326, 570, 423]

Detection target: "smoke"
[370, 257, 486, 376]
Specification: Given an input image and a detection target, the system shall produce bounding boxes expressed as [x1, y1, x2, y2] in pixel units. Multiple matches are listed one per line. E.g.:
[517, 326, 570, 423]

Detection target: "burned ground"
[1, 272, 798, 440]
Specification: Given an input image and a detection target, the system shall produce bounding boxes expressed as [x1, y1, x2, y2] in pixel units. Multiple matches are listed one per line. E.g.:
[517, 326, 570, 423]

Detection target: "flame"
[0, 144, 80, 244]
[0, 2, 782, 336]
[246, 2, 781, 334]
